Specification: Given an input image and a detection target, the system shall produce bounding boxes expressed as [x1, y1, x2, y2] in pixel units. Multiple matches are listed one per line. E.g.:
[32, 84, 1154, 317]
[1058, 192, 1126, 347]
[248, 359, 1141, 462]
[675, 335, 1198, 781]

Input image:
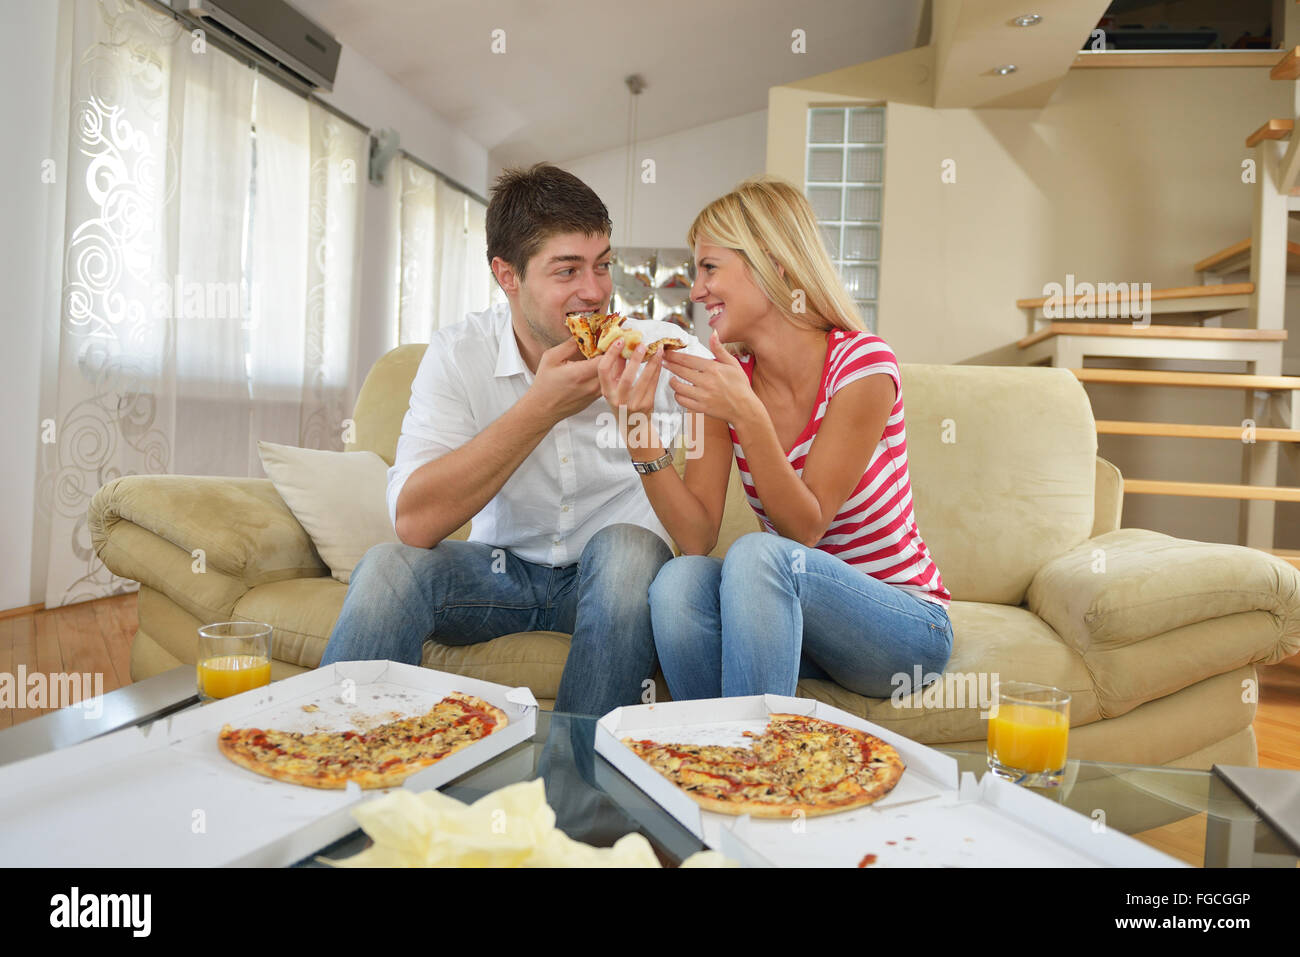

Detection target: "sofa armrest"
[1091, 456, 1123, 538]
[1025, 527, 1300, 661]
[89, 475, 329, 587]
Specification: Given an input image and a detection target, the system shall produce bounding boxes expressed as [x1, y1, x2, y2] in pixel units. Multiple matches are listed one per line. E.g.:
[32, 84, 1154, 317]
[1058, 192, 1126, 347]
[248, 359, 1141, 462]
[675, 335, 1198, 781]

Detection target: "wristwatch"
[632, 450, 674, 475]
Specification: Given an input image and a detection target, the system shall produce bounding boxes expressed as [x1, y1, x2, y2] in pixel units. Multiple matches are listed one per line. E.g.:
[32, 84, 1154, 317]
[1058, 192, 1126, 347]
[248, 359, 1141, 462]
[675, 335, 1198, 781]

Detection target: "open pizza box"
[595, 694, 1184, 868]
[0, 660, 537, 867]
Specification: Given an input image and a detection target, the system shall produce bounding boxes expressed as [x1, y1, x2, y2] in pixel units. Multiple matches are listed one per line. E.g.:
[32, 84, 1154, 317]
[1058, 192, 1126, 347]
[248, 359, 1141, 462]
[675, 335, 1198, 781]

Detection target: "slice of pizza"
[569, 311, 691, 360]
[643, 337, 686, 356]
[564, 314, 598, 358]
[589, 311, 623, 342]
[597, 319, 634, 356]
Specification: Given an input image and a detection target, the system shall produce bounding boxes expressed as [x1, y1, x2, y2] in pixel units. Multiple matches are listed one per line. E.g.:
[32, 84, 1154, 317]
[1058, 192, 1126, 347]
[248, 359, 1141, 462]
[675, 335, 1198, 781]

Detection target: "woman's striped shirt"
[729, 329, 951, 608]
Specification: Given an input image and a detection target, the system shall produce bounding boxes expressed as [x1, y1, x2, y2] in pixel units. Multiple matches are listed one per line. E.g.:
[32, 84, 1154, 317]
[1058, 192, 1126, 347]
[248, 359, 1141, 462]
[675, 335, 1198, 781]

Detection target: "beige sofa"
[89, 345, 1300, 769]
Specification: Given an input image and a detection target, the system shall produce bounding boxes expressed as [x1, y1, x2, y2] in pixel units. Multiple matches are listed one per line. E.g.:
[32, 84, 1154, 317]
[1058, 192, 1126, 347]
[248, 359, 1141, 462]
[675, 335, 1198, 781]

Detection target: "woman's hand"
[662, 330, 763, 426]
[597, 337, 666, 450]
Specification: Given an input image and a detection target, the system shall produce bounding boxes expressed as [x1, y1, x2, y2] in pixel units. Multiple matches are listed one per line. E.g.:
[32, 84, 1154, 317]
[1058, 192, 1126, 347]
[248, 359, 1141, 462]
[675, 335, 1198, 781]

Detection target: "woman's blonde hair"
[686, 175, 866, 353]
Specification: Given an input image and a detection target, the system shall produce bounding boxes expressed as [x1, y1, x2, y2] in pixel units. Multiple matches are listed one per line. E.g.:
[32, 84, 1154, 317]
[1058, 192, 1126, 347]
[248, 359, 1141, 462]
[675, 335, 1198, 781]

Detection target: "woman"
[596, 176, 952, 701]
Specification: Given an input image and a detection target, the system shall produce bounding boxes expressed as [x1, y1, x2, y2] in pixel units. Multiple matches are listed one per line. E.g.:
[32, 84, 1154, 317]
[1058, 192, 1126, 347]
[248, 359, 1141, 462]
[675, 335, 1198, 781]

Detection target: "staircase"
[1015, 47, 1300, 567]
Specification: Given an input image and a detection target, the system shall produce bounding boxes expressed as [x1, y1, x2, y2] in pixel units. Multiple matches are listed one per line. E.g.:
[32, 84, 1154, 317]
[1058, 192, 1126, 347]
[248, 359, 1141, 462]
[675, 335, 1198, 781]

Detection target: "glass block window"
[805, 105, 883, 332]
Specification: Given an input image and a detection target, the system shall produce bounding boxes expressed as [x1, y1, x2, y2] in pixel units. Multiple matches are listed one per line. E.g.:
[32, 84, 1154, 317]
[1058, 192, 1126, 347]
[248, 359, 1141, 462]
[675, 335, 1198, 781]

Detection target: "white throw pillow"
[256, 441, 400, 584]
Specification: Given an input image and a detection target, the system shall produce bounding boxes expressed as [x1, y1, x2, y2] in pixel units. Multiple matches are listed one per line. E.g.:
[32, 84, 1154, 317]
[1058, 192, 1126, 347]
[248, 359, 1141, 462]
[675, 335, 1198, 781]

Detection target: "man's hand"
[527, 339, 602, 423]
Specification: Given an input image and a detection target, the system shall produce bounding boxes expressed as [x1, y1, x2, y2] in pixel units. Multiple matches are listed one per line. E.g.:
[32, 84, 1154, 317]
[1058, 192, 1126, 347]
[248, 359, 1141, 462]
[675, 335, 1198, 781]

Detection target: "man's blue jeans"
[319, 524, 671, 716]
[648, 532, 953, 700]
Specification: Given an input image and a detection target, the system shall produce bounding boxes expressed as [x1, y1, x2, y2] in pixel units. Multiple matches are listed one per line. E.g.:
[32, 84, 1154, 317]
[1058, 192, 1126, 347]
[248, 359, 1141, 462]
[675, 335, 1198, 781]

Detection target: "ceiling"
[932, 0, 1113, 108]
[290, 0, 928, 168]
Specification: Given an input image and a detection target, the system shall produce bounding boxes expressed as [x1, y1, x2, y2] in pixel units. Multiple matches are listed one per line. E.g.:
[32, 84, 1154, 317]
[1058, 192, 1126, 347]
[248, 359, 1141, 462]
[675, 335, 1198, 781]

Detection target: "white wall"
[0, 1, 489, 611]
[538, 109, 768, 339]
[0, 0, 62, 611]
[548, 109, 769, 250]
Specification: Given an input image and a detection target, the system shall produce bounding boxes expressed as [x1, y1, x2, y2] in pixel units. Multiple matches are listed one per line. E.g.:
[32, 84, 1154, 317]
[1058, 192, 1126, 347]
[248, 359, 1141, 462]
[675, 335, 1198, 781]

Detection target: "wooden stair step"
[1017, 282, 1254, 310]
[1070, 368, 1300, 390]
[1271, 46, 1300, 81]
[1019, 323, 1285, 349]
[1124, 479, 1300, 502]
[1193, 237, 1300, 275]
[1247, 118, 1294, 147]
[1096, 420, 1300, 442]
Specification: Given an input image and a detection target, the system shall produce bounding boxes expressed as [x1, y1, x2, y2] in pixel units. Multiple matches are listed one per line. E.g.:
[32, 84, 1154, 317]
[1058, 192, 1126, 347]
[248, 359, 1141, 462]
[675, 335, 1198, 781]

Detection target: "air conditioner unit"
[170, 0, 340, 92]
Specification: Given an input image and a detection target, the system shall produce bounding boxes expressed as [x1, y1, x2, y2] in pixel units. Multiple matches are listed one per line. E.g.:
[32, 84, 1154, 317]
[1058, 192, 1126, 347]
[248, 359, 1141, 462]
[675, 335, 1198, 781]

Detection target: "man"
[319, 163, 693, 716]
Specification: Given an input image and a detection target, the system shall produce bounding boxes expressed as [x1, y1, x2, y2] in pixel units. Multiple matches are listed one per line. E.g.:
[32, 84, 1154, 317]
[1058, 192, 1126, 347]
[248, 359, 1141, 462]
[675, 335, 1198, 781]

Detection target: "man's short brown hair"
[486, 163, 612, 282]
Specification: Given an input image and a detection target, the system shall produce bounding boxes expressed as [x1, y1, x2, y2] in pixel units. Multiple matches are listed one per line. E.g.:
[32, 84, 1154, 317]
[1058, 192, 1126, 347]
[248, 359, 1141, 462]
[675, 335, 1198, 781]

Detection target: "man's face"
[499, 232, 613, 350]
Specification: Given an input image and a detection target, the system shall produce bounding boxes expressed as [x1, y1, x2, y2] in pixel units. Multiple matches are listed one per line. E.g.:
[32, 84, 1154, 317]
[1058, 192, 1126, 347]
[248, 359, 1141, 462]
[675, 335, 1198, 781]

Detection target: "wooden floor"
[0, 592, 136, 727]
[1, 591, 1297, 866]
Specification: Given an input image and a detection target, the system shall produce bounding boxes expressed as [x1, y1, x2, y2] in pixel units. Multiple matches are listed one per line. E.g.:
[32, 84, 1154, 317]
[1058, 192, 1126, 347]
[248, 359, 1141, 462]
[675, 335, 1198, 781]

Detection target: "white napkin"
[618, 318, 714, 360]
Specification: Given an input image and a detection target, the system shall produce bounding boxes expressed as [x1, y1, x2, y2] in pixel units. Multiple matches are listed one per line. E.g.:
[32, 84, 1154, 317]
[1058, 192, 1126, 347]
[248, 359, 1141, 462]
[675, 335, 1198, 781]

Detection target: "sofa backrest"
[352, 346, 1100, 605]
[897, 363, 1097, 605]
[347, 343, 426, 464]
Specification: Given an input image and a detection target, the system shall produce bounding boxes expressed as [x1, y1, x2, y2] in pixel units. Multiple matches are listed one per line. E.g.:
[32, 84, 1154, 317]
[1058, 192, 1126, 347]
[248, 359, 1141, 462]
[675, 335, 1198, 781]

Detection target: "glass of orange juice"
[986, 681, 1070, 788]
[196, 622, 273, 701]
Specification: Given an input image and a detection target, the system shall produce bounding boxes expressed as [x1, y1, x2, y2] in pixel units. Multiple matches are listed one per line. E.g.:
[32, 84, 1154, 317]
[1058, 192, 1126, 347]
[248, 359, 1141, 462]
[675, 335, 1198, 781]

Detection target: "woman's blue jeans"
[648, 532, 953, 700]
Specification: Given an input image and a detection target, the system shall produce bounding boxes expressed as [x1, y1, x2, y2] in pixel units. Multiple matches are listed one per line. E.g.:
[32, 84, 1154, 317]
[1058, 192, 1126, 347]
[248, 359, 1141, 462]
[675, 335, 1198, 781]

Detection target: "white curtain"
[396, 158, 436, 344]
[37, 0, 367, 608]
[395, 154, 493, 343]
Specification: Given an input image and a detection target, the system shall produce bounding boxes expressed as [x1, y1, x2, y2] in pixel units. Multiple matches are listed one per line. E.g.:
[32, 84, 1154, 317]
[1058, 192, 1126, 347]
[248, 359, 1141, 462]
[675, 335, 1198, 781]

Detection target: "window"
[805, 105, 883, 332]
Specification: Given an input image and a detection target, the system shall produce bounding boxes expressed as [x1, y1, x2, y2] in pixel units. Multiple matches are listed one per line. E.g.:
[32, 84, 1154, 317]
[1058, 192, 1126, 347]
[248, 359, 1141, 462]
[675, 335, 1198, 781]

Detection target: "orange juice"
[197, 654, 271, 699]
[987, 702, 1069, 772]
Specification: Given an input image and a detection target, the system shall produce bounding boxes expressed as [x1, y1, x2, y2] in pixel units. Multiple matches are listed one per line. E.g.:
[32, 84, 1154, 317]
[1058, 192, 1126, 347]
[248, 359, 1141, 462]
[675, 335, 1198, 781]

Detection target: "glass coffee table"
[2, 666, 1295, 868]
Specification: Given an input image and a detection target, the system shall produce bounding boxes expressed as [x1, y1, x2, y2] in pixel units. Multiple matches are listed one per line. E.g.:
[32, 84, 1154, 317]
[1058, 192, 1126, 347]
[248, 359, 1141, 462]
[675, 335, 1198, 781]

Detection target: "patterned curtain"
[37, 0, 366, 608]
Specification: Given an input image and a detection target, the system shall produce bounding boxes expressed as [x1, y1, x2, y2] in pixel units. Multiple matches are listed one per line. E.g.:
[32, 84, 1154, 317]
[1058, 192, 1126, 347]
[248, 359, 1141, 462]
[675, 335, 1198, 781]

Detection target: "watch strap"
[632, 450, 674, 474]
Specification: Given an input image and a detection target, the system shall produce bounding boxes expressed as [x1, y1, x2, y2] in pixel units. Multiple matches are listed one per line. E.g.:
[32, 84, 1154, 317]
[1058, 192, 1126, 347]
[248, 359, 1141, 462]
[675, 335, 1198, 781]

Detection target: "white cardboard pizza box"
[0, 660, 537, 867]
[594, 694, 1184, 868]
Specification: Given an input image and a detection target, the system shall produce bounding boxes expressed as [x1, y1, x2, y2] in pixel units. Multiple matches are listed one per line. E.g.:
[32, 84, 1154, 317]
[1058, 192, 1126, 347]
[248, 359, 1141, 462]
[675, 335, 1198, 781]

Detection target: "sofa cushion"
[794, 600, 1100, 743]
[1027, 527, 1300, 659]
[256, 442, 401, 584]
[900, 364, 1098, 606]
[937, 666, 1257, 769]
[1080, 609, 1283, 719]
[234, 578, 579, 692]
[421, 631, 572, 697]
[90, 476, 328, 587]
[234, 578, 348, 669]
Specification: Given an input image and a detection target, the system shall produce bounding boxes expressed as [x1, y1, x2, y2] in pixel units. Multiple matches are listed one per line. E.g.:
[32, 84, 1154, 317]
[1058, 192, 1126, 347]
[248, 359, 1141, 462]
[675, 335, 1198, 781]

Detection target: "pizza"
[621, 713, 904, 818]
[217, 691, 508, 789]
[565, 311, 686, 360]
[565, 313, 598, 357]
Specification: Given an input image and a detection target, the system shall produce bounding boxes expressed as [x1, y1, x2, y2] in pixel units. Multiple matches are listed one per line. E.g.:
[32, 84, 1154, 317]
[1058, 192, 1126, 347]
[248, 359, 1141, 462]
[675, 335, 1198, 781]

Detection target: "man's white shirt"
[387, 301, 695, 566]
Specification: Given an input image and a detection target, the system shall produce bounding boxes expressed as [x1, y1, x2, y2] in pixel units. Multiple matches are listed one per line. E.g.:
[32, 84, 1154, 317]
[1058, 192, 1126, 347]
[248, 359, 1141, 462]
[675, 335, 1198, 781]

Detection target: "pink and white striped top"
[729, 329, 951, 608]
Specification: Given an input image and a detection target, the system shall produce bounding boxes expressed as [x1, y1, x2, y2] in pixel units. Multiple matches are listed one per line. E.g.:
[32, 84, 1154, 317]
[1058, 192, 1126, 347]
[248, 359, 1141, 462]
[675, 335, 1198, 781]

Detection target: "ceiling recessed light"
[1013, 14, 1042, 27]
[994, 64, 1018, 75]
